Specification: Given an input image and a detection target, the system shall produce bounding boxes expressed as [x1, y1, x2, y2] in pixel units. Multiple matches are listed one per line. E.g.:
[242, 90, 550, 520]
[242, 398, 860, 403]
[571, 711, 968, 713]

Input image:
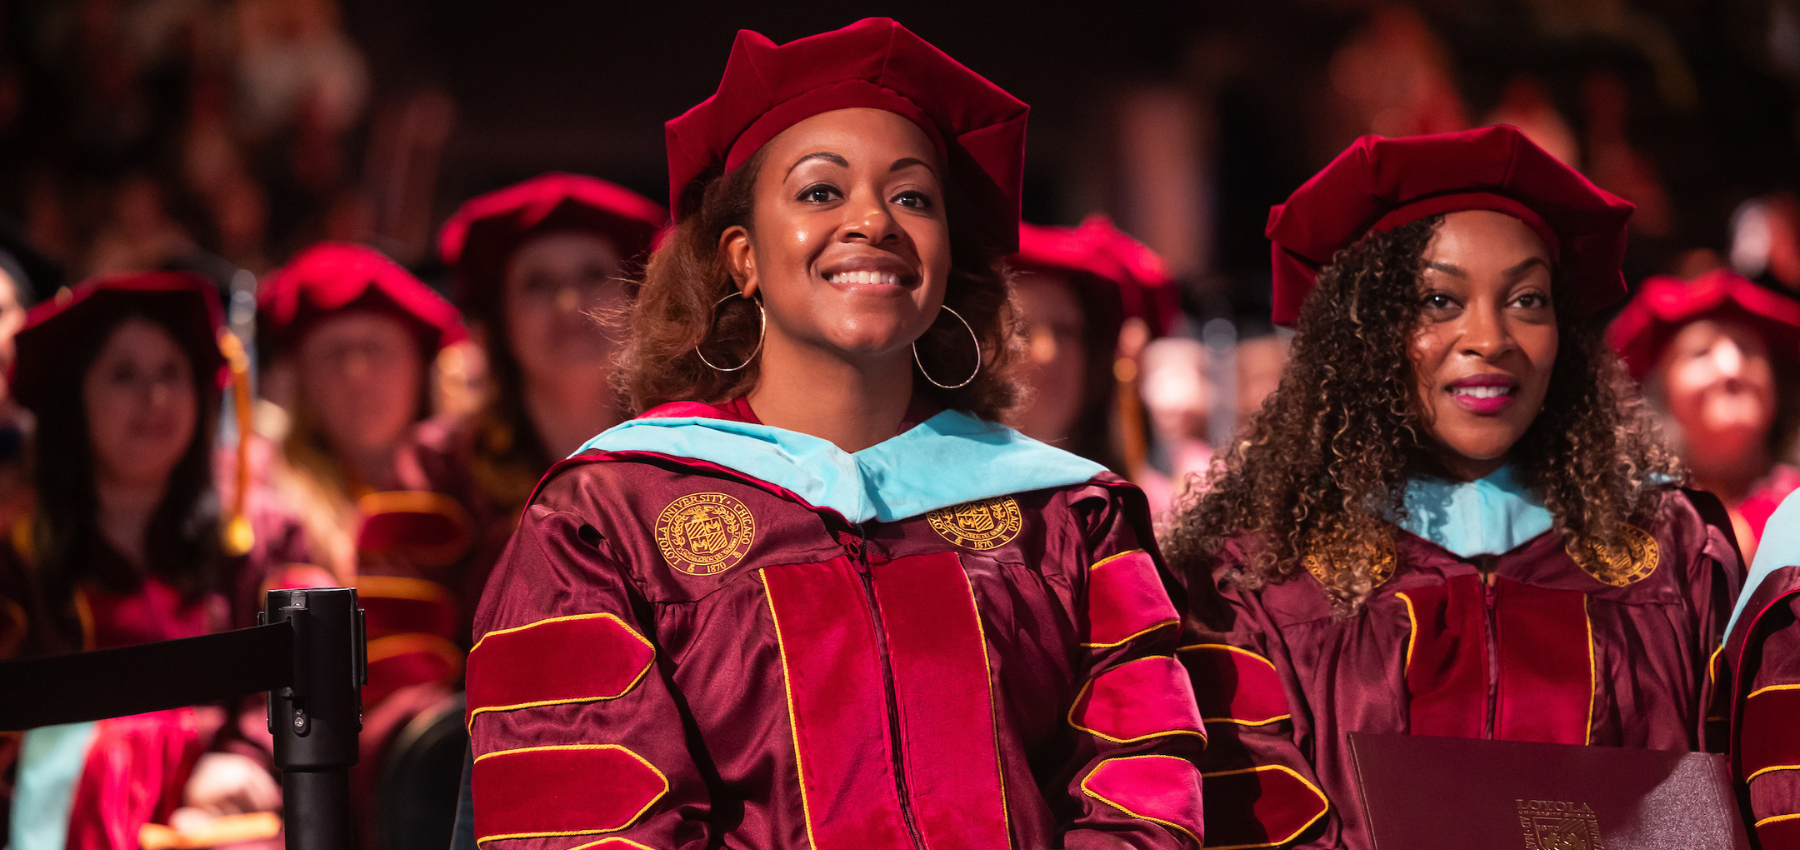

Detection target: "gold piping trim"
[1707, 644, 1727, 690]
[1747, 683, 1800, 700]
[571, 840, 657, 850]
[1756, 812, 1800, 829]
[472, 613, 652, 656]
[1081, 619, 1178, 649]
[1748, 764, 1800, 783]
[1067, 656, 1207, 745]
[1089, 549, 1147, 571]
[760, 571, 820, 850]
[956, 565, 1012, 840]
[1200, 765, 1331, 849]
[1203, 713, 1293, 727]
[1583, 596, 1596, 747]
[1393, 591, 1419, 676]
[1080, 755, 1201, 845]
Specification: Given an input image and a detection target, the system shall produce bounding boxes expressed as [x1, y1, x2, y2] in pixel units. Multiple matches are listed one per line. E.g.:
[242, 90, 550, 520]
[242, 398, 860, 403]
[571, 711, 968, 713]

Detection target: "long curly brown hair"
[1163, 216, 1684, 615]
[615, 145, 1023, 420]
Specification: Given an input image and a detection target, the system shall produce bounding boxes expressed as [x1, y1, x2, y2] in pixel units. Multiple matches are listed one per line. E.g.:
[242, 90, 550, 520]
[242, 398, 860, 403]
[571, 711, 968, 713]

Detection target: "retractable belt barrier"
[0, 587, 367, 850]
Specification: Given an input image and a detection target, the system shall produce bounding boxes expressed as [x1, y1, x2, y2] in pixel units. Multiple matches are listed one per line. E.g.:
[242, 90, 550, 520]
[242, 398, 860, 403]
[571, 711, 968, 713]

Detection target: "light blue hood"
[574, 409, 1107, 524]
[1394, 465, 1555, 558]
[1727, 488, 1800, 637]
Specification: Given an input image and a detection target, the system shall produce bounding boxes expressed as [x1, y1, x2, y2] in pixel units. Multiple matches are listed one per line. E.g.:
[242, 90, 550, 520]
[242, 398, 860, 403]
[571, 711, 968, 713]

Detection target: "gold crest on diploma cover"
[656, 493, 756, 575]
[1516, 799, 1602, 850]
[928, 497, 1023, 550]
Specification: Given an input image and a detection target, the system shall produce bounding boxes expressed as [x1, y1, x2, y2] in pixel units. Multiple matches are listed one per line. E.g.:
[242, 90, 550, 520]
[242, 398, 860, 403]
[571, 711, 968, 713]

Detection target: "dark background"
[5, 0, 1799, 328]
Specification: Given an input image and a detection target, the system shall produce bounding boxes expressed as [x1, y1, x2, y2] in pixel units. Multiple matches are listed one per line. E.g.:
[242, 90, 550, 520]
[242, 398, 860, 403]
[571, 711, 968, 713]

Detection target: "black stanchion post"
[264, 588, 365, 850]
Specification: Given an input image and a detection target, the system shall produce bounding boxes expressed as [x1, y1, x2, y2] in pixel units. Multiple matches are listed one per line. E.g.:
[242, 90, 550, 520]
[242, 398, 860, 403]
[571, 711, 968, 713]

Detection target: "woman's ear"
[720, 225, 759, 299]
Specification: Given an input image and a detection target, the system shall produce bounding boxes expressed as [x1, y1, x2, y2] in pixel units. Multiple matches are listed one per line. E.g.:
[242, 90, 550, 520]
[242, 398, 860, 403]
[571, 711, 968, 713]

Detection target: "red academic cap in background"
[665, 17, 1030, 257]
[1607, 269, 1800, 381]
[11, 271, 228, 412]
[438, 173, 668, 320]
[1014, 215, 1180, 337]
[258, 242, 467, 356]
[1266, 125, 1634, 326]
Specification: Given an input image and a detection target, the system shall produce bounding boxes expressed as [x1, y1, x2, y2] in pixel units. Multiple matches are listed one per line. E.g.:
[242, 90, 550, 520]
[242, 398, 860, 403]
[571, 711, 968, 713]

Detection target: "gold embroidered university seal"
[1571, 524, 1659, 587]
[1303, 529, 1397, 589]
[1517, 799, 1603, 850]
[654, 493, 756, 576]
[928, 497, 1023, 550]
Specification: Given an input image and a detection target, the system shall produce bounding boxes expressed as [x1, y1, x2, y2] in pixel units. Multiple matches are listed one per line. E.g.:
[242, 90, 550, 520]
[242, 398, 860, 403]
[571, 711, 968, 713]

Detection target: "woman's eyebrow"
[890, 157, 937, 176]
[1504, 256, 1550, 280]
[785, 151, 847, 179]
[1423, 260, 1466, 277]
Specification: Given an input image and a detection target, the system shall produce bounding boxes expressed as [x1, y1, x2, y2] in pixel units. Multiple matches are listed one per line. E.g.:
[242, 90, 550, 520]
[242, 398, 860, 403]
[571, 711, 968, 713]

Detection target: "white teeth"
[1451, 385, 1512, 399]
[827, 271, 902, 286]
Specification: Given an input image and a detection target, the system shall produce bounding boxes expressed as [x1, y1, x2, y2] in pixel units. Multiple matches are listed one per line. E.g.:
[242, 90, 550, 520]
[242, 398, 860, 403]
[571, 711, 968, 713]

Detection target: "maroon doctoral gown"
[464, 400, 1208, 849]
[1181, 473, 1741, 850]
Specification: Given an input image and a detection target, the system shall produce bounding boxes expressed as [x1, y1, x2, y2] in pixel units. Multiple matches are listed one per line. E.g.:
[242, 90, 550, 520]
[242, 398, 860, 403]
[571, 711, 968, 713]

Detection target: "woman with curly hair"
[1169, 127, 1743, 850]
[457, 19, 1205, 850]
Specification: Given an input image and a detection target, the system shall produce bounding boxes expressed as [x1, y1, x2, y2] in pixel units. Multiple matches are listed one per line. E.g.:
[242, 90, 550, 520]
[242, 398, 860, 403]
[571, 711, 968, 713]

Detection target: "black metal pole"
[265, 587, 365, 850]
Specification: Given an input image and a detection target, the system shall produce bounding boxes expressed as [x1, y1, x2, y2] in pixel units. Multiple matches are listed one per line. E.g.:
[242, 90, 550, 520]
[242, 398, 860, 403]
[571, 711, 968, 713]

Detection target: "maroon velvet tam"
[1607, 269, 1800, 381]
[1266, 125, 1634, 326]
[664, 17, 1029, 257]
[1015, 215, 1180, 336]
[257, 242, 467, 356]
[438, 173, 668, 320]
[11, 271, 227, 413]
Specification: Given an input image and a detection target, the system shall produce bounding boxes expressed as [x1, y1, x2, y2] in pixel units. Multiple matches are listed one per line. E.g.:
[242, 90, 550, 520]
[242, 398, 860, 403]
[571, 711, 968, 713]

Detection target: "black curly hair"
[1163, 216, 1684, 615]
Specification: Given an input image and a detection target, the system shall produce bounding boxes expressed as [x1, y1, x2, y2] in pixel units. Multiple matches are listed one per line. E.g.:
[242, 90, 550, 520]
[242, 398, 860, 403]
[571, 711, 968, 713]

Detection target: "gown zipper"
[1477, 555, 1499, 740]
[843, 528, 928, 850]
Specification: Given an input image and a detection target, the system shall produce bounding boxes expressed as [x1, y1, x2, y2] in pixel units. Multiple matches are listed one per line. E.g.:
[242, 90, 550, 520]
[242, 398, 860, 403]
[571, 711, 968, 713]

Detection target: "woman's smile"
[1445, 373, 1520, 414]
[820, 252, 920, 292]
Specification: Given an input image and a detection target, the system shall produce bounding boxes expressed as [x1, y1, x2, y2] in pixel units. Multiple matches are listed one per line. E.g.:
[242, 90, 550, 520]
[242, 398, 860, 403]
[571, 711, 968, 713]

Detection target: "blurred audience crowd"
[0, 1, 1798, 849]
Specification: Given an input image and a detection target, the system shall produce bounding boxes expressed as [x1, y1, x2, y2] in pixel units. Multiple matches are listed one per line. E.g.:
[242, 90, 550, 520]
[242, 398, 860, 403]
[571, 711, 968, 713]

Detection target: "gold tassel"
[1113, 317, 1152, 479]
[218, 330, 256, 556]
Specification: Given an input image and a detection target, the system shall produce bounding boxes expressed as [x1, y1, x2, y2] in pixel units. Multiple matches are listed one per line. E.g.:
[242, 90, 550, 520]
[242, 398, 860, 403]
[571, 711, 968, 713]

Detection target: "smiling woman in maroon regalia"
[1165, 127, 1744, 849]
[461, 18, 1205, 850]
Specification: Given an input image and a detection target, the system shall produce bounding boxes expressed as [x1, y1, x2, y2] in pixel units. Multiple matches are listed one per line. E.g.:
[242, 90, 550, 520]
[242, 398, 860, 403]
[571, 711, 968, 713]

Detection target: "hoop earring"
[694, 291, 766, 373]
[913, 304, 982, 390]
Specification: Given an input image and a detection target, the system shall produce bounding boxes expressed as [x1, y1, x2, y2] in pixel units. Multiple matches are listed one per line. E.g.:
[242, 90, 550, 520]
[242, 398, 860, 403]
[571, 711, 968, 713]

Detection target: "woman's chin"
[811, 323, 925, 360]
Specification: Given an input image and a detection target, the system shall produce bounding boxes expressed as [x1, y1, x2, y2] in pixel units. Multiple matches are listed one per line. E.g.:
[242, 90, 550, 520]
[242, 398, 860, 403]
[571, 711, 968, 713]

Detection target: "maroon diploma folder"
[1347, 732, 1751, 850]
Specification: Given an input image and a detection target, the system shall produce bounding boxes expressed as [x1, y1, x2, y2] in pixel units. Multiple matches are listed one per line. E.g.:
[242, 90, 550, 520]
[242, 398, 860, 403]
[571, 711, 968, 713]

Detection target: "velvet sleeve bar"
[1060, 485, 1208, 850]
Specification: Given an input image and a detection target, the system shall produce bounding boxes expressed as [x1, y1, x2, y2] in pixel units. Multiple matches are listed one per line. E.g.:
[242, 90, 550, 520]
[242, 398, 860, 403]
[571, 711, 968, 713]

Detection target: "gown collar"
[1395, 464, 1555, 558]
[575, 401, 1106, 525]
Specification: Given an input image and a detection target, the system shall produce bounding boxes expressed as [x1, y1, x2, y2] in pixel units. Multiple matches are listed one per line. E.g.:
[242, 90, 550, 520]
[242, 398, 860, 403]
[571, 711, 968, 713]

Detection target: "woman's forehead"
[763, 108, 943, 174]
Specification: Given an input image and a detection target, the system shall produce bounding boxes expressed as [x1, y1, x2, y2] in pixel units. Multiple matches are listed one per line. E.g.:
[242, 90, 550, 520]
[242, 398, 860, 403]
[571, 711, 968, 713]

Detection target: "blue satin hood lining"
[1395, 465, 1555, 559]
[574, 409, 1107, 525]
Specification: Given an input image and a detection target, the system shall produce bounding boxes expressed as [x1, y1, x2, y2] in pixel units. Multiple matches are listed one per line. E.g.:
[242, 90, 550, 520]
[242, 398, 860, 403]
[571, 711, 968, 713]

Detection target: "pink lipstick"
[1446, 374, 1517, 415]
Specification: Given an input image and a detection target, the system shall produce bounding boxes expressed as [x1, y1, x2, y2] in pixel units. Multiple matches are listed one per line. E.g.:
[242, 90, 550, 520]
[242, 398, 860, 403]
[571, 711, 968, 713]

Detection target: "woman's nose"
[845, 196, 900, 244]
[1458, 302, 1516, 359]
[1710, 339, 1746, 378]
